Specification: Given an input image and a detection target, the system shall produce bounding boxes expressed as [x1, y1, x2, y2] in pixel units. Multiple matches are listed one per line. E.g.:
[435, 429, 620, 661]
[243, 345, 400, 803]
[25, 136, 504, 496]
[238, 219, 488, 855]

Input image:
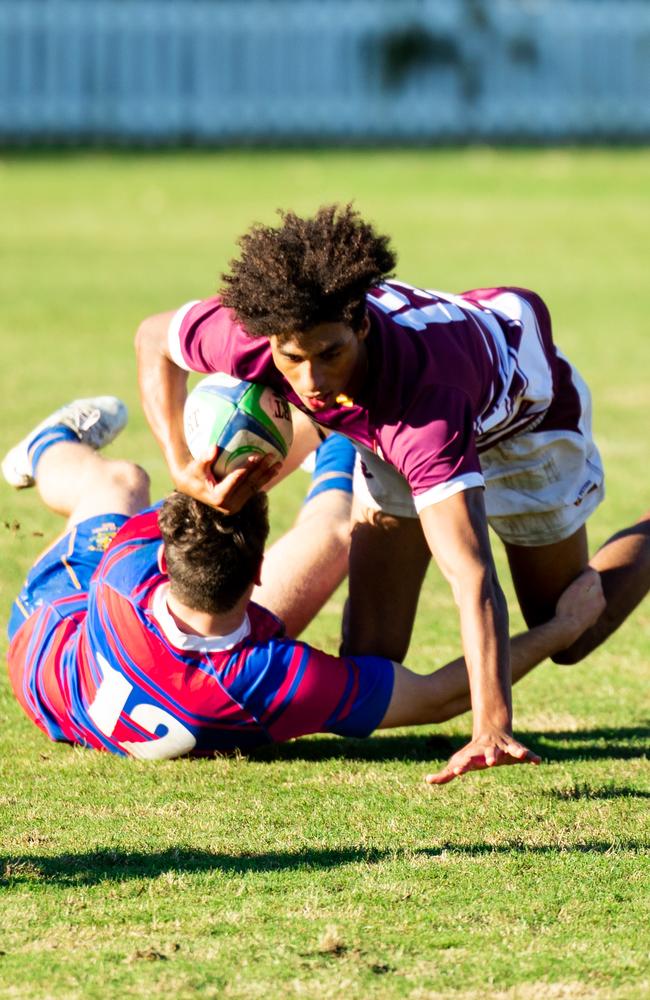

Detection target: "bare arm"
[135, 312, 193, 481]
[135, 311, 278, 511]
[418, 487, 538, 779]
[377, 569, 605, 780]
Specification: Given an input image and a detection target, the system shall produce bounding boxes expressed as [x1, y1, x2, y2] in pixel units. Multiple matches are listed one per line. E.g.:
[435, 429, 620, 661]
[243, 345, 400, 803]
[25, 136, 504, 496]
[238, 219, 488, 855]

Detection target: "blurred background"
[2, 0, 650, 146]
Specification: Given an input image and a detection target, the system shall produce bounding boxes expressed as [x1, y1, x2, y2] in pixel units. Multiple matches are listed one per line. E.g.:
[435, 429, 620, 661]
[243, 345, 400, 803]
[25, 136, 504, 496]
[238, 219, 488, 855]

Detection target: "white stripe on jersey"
[394, 302, 464, 330]
[476, 291, 554, 437]
[428, 288, 554, 439]
[369, 281, 560, 464]
[167, 300, 201, 372]
[413, 472, 485, 513]
[385, 283, 513, 390]
[372, 286, 412, 313]
[433, 290, 513, 403]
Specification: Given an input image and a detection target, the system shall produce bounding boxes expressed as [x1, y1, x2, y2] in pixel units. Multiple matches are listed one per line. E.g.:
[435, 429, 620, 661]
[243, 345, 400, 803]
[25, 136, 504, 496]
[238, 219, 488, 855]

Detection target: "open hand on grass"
[425, 729, 541, 786]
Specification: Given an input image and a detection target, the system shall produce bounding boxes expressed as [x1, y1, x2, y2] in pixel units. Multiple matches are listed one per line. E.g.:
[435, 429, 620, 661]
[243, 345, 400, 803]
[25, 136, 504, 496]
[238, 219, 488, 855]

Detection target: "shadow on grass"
[249, 725, 650, 765]
[0, 845, 388, 886]
[548, 784, 650, 801]
[2, 838, 647, 887]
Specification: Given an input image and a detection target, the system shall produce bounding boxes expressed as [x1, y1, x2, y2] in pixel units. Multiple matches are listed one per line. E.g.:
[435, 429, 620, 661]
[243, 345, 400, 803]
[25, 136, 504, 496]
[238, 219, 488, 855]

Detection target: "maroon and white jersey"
[169, 282, 581, 510]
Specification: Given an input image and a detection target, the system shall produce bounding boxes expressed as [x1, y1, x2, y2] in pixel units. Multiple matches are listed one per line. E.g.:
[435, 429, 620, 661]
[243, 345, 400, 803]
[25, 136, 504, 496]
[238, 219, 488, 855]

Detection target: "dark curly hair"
[220, 203, 396, 339]
[158, 491, 269, 614]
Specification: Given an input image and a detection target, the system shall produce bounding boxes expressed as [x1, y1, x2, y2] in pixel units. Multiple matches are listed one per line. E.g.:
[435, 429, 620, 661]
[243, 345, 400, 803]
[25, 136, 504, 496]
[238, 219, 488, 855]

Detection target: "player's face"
[269, 317, 369, 413]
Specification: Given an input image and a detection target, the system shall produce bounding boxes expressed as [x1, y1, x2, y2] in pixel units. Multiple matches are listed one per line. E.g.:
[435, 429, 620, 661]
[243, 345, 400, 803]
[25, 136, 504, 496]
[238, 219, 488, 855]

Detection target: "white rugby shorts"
[353, 362, 605, 547]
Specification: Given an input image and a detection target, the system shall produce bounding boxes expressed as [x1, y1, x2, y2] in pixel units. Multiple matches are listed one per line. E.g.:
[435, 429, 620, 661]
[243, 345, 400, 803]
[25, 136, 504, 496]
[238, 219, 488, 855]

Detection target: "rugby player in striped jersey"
[4, 397, 604, 767]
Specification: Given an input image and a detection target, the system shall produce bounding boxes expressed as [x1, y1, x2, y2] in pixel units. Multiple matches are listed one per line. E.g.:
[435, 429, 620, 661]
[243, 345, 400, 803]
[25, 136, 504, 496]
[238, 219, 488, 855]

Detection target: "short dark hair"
[157, 492, 269, 614]
[220, 203, 396, 339]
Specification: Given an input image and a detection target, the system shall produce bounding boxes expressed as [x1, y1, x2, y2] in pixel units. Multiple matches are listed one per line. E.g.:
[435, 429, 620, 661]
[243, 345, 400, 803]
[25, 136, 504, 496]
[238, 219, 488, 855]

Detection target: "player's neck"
[165, 590, 249, 639]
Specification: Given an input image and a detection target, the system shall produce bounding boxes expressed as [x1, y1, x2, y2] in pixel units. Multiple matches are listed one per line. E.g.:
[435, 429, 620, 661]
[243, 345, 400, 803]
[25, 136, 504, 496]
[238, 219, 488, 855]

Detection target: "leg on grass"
[552, 510, 650, 663]
[254, 486, 352, 637]
[2, 394, 145, 525]
[377, 568, 605, 729]
[342, 504, 431, 661]
[504, 512, 650, 665]
[254, 433, 356, 637]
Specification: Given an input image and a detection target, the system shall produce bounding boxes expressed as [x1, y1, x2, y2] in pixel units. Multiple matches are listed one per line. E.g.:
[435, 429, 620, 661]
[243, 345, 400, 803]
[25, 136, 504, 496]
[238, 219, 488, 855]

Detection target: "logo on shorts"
[574, 480, 597, 507]
[88, 522, 120, 552]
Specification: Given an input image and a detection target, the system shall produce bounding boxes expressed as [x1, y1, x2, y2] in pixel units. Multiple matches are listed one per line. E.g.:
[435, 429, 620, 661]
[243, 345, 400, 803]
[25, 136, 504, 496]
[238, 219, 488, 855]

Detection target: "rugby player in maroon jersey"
[135, 204, 650, 784]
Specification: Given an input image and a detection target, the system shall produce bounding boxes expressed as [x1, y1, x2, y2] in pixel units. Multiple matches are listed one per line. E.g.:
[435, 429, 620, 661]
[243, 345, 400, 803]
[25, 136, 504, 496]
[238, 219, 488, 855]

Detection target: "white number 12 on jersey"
[88, 654, 197, 760]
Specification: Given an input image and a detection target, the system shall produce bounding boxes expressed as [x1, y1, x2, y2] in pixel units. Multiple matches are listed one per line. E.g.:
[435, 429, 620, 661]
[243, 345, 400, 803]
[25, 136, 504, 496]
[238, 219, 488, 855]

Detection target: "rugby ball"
[183, 373, 293, 478]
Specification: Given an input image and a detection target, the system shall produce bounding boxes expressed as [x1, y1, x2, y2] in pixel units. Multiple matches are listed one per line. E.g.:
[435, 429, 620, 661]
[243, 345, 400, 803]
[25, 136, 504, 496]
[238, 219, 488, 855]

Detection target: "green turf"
[0, 149, 648, 999]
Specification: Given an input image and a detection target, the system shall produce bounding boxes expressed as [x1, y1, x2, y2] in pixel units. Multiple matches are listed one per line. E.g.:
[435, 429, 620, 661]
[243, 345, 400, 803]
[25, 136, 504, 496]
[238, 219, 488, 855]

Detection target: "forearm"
[135, 314, 192, 480]
[456, 571, 512, 733]
[429, 612, 586, 724]
[510, 616, 576, 680]
[419, 492, 512, 736]
[419, 498, 604, 784]
[135, 312, 281, 511]
[380, 571, 604, 731]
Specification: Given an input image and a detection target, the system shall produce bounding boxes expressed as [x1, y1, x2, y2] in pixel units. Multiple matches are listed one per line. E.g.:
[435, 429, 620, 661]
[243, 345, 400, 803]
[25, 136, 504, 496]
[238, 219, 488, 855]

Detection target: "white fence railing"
[1, 0, 650, 143]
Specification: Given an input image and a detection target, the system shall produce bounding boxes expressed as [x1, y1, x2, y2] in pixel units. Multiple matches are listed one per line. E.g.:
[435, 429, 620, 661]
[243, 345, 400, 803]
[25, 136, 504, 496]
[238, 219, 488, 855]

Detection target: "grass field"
[0, 149, 649, 999]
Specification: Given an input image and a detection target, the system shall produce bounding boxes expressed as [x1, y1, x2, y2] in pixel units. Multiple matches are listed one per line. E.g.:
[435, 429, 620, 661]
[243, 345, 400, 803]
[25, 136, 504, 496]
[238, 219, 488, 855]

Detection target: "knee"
[106, 460, 151, 505]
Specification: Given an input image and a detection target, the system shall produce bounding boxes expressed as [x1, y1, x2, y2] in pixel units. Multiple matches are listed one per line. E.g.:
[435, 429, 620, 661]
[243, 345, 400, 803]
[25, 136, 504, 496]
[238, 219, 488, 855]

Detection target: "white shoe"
[1, 396, 128, 489]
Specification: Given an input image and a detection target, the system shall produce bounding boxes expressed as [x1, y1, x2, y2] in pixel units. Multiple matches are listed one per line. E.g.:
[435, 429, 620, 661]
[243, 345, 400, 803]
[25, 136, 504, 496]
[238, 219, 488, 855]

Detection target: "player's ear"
[356, 312, 370, 341]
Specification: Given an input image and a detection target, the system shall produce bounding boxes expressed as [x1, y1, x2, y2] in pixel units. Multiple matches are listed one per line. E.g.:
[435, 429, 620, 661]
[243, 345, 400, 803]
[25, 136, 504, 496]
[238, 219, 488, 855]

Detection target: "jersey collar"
[151, 583, 251, 652]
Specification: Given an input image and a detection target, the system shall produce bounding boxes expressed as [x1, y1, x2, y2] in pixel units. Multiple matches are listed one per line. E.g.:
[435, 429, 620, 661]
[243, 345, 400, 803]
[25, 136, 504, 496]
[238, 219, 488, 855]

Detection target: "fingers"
[209, 456, 281, 513]
[500, 738, 541, 764]
[555, 568, 605, 621]
[425, 766, 457, 785]
[554, 568, 607, 645]
[424, 741, 541, 786]
[177, 453, 282, 514]
[223, 455, 282, 498]
[244, 454, 283, 491]
[424, 754, 487, 785]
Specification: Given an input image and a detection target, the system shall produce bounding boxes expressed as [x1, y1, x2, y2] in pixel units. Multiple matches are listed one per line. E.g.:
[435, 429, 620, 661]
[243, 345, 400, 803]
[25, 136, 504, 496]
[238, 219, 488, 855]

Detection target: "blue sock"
[304, 434, 356, 504]
[29, 425, 79, 479]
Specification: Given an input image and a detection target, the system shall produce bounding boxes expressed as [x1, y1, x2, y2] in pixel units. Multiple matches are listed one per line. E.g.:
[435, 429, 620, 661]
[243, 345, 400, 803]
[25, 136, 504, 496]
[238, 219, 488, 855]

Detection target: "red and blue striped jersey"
[7, 510, 393, 758]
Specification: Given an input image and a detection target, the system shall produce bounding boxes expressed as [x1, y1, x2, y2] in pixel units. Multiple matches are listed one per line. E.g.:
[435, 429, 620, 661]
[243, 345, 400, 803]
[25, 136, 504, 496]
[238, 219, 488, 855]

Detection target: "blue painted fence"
[1, 0, 650, 143]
